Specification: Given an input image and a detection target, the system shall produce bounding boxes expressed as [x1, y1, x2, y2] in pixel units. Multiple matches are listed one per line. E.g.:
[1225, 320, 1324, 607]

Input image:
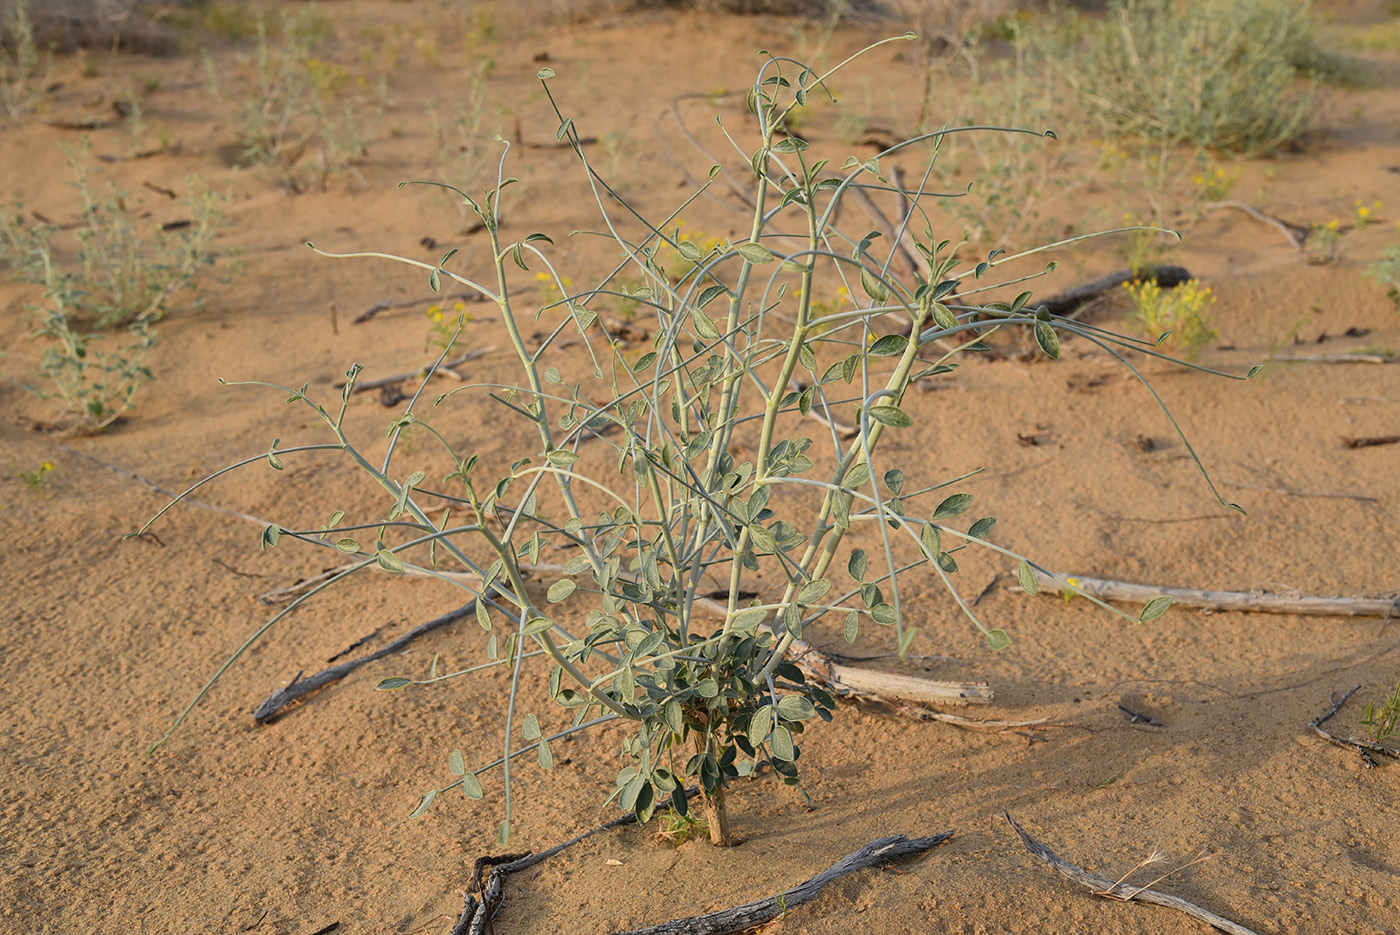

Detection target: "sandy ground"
[2, 3, 1399, 934]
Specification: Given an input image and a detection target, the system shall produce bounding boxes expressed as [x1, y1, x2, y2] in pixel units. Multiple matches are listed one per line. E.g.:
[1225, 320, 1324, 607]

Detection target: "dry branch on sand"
[1308, 686, 1399, 769]
[1005, 812, 1260, 935]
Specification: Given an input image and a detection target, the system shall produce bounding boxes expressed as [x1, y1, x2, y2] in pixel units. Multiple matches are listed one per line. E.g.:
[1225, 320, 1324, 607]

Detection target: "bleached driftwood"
[1029, 570, 1400, 619]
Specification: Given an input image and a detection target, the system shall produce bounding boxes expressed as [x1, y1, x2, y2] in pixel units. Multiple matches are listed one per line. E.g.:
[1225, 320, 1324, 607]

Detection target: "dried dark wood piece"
[1005, 812, 1260, 935]
[1117, 703, 1164, 727]
[1035, 266, 1193, 317]
[613, 832, 953, 935]
[353, 291, 480, 324]
[1343, 434, 1400, 449]
[1309, 686, 1398, 768]
[252, 600, 482, 723]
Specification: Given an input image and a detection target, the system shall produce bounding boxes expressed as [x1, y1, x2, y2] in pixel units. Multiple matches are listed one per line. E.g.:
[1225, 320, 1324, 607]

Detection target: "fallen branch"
[1343, 434, 1400, 450]
[1272, 352, 1396, 365]
[451, 798, 697, 935]
[1004, 812, 1260, 935]
[1035, 266, 1193, 317]
[1204, 201, 1308, 249]
[1308, 685, 1398, 769]
[334, 346, 495, 392]
[354, 291, 479, 324]
[613, 832, 953, 935]
[1028, 570, 1400, 619]
[252, 597, 488, 723]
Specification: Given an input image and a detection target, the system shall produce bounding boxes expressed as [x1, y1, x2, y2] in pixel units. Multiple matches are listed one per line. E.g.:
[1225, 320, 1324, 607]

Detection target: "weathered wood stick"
[1029, 570, 1400, 619]
[1035, 266, 1193, 316]
[613, 832, 954, 935]
[1204, 200, 1308, 248]
[353, 291, 479, 324]
[1005, 812, 1261, 935]
[334, 346, 495, 392]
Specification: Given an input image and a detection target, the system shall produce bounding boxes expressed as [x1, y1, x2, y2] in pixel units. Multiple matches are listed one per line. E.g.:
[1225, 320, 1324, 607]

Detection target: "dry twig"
[1005, 812, 1260, 935]
[1308, 686, 1398, 769]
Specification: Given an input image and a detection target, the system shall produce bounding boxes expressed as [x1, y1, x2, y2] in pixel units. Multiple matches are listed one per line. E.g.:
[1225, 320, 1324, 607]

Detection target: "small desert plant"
[1054, 0, 1328, 155]
[1360, 680, 1400, 745]
[1, 0, 48, 119]
[207, 6, 384, 186]
[137, 38, 1251, 847]
[0, 148, 226, 328]
[13, 458, 56, 493]
[1309, 218, 1343, 265]
[21, 313, 159, 433]
[1123, 278, 1218, 359]
[1365, 242, 1400, 306]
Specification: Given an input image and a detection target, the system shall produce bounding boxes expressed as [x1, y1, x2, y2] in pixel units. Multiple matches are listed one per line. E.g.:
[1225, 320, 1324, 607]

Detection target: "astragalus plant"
[138, 36, 1248, 846]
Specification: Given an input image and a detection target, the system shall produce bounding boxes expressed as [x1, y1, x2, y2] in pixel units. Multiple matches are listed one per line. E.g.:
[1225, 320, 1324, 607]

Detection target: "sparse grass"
[1366, 241, 1400, 307]
[1054, 0, 1329, 156]
[1361, 681, 1400, 745]
[1, 0, 49, 119]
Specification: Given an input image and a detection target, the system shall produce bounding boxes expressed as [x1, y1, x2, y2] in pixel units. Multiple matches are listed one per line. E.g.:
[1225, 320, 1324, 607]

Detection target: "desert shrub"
[0, 148, 229, 431]
[1053, 0, 1329, 155]
[1364, 242, 1400, 307]
[138, 37, 1249, 846]
[205, 5, 385, 187]
[0, 0, 47, 119]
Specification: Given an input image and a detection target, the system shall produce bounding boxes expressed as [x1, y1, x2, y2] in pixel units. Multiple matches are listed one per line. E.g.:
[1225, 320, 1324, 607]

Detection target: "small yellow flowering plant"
[425, 299, 473, 352]
[1123, 278, 1218, 359]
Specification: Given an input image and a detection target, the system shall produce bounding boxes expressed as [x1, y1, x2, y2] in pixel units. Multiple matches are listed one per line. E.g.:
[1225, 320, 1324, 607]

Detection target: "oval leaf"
[547, 579, 577, 603]
[868, 405, 912, 428]
[1140, 595, 1173, 622]
[1017, 560, 1039, 595]
[736, 242, 775, 265]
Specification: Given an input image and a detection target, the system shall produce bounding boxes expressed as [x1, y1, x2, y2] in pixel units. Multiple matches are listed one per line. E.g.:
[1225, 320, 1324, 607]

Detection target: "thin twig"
[1004, 812, 1261, 935]
[353, 291, 478, 324]
[53, 444, 273, 527]
[1221, 480, 1378, 502]
[334, 347, 495, 392]
[1308, 686, 1397, 768]
[1204, 201, 1308, 248]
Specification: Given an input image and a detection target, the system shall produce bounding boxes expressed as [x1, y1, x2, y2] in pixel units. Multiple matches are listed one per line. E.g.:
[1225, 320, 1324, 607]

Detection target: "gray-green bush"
[137, 36, 1250, 846]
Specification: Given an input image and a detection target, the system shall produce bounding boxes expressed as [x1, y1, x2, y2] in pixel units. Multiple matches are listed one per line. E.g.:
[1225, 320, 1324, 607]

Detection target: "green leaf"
[936, 551, 958, 573]
[871, 602, 898, 625]
[748, 523, 780, 553]
[730, 606, 768, 635]
[522, 713, 542, 741]
[843, 463, 871, 489]
[860, 266, 888, 302]
[868, 333, 908, 357]
[848, 549, 868, 581]
[538, 737, 554, 769]
[968, 516, 996, 539]
[932, 493, 973, 519]
[376, 677, 413, 691]
[335, 537, 361, 553]
[912, 521, 940, 559]
[776, 694, 815, 721]
[1035, 319, 1060, 358]
[797, 578, 832, 603]
[1140, 595, 1173, 622]
[537, 66, 556, 79]
[931, 302, 959, 330]
[677, 240, 702, 261]
[522, 614, 555, 636]
[897, 627, 918, 658]
[409, 789, 438, 819]
[546, 448, 580, 466]
[697, 284, 728, 309]
[260, 524, 282, 551]
[690, 309, 722, 340]
[770, 725, 795, 761]
[1017, 560, 1039, 595]
[867, 405, 912, 428]
[475, 600, 492, 630]
[736, 242, 775, 264]
[461, 772, 484, 799]
[843, 611, 859, 643]
[986, 628, 1012, 651]
[884, 469, 905, 494]
[547, 579, 577, 603]
[772, 136, 809, 153]
[376, 549, 405, 573]
[749, 704, 774, 744]
[449, 749, 466, 776]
